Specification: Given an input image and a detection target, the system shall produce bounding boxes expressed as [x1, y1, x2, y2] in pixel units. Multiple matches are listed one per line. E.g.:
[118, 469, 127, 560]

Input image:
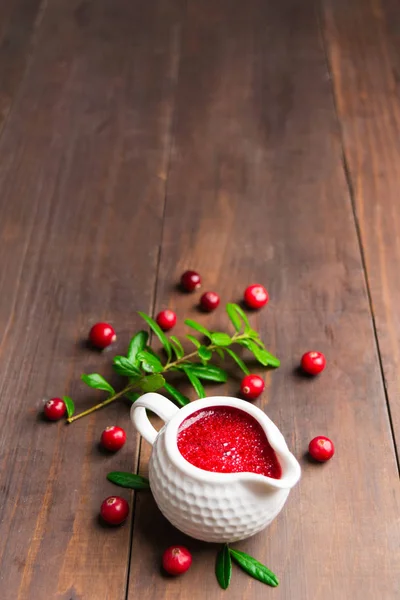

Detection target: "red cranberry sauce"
[177, 406, 282, 479]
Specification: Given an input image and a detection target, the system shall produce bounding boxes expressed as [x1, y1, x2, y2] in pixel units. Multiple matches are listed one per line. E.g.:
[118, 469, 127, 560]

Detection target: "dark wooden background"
[0, 0, 399, 598]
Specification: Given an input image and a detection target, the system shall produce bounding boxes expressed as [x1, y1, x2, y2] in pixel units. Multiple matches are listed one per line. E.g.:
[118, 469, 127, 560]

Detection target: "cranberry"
[100, 496, 129, 525]
[162, 546, 192, 576]
[44, 398, 66, 420]
[89, 322, 116, 349]
[156, 309, 177, 331]
[243, 284, 269, 309]
[308, 436, 335, 462]
[240, 374, 265, 400]
[301, 351, 326, 375]
[100, 426, 126, 451]
[180, 270, 201, 292]
[200, 291, 220, 312]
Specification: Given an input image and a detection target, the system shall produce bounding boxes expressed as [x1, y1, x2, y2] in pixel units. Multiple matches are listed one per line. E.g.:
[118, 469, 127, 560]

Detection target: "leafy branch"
[66, 303, 279, 423]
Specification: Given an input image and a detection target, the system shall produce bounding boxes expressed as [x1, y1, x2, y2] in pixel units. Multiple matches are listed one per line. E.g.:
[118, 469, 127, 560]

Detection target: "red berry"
[180, 270, 201, 292]
[200, 291, 220, 312]
[89, 322, 116, 349]
[244, 284, 269, 309]
[308, 436, 335, 462]
[162, 546, 192, 576]
[301, 351, 326, 375]
[44, 398, 66, 420]
[156, 309, 177, 331]
[100, 426, 127, 451]
[100, 496, 129, 525]
[240, 374, 265, 400]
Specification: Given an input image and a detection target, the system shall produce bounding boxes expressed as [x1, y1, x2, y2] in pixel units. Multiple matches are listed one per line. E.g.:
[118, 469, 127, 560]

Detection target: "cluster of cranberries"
[154, 271, 270, 332]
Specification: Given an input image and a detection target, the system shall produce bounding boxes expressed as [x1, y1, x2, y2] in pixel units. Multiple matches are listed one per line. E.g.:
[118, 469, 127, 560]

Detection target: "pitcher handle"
[130, 392, 180, 446]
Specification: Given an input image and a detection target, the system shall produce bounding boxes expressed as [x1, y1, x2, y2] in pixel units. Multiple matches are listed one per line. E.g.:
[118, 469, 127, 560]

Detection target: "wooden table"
[1, 0, 399, 598]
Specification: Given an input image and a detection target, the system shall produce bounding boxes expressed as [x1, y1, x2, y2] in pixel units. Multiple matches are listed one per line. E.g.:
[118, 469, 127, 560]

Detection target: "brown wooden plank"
[127, 1, 400, 599]
[0, 0, 44, 132]
[322, 0, 400, 454]
[0, 0, 183, 598]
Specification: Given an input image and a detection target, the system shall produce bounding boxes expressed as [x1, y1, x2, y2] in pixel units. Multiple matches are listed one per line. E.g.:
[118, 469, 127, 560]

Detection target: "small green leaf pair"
[226, 302, 250, 332]
[216, 544, 279, 590]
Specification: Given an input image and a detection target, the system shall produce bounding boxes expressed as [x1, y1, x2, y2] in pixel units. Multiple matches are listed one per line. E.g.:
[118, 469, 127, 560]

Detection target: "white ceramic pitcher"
[131, 393, 301, 543]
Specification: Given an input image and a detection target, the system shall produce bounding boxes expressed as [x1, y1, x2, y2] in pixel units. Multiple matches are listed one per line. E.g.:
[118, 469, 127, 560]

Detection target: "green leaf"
[230, 303, 251, 330]
[226, 303, 242, 332]
[164, 382, 190, 407]
[184, 319, 211, 339]
[247, 328, 260, 339]
[210, 332, 232, 347]
[236, 338, 253, 351]
[137, 350, 164, 373]
[139, 373, 165, 393]
[240, 341, 280, 367]
[186, 334, 201, 349]
[184, 363, 228, 383]
[198, 345, 212, 361]
[127, 331, 148, 364]
[107, 471, 150, 490]
[260, 350, 280, 368]
[138, 312, 172, 361]
[81, 374, 115, 395]
[170, 335, 184, 359]
[183, 368, 206, 398]
[216, 348, 225, 359]
[113, 356, 141, 377]
[63, 395, 75, 418]
[216, 544, 232, 590]
[225, 348, 250, 375]
[229, 549, 279, 587]
[250, 336, 265, 348]
[125, 391, 140, 403]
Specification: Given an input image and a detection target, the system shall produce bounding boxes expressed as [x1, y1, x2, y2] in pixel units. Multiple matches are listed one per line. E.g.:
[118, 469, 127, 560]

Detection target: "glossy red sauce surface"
[177, 406, 282, 478]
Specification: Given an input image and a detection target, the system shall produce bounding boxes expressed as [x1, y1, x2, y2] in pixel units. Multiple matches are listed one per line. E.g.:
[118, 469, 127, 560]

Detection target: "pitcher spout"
[240, 448, 301, 493]
[272, 447, 301, 489]
[244, 415, 302, 491]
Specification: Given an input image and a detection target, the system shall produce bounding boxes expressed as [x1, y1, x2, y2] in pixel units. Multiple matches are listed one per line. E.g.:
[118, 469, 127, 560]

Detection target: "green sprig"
[66, 303, 279, 423]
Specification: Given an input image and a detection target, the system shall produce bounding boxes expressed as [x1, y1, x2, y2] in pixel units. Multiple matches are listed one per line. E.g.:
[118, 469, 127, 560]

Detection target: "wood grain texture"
[127, 1, 400, 599]
[322, 0, 400, 453]
[0, 0, 183, 598]
[0, 0, 44, 132]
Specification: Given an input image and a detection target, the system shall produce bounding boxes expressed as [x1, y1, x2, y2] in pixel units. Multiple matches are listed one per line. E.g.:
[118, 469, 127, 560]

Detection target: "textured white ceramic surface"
[131, 394, 301, 543]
